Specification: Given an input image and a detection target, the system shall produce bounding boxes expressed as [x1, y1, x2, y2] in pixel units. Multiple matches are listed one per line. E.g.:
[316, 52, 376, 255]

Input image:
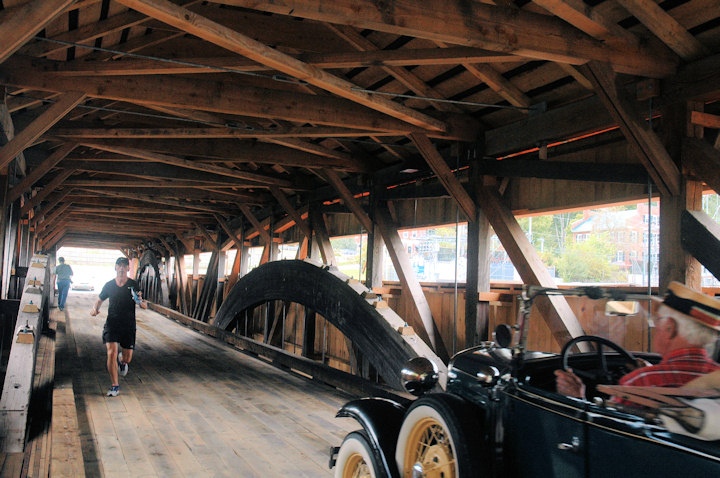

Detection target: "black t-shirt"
[99, 278, 141, 329]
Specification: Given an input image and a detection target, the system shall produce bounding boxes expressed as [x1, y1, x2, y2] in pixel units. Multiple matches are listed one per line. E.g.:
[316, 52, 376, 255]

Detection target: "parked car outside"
[330, 286, 720, 477]
[71, 280, 95, 291]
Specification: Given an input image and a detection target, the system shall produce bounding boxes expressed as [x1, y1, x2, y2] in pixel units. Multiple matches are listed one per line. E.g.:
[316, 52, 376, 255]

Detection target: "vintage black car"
[330, 286, 720, 477]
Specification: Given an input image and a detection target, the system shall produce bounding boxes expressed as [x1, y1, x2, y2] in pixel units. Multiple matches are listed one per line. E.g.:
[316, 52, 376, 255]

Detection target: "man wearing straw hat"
[556, 282, 720, 398]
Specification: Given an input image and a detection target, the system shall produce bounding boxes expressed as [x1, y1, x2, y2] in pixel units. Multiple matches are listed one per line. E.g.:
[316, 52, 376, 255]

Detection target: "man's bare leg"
[106, 342, 119, 386]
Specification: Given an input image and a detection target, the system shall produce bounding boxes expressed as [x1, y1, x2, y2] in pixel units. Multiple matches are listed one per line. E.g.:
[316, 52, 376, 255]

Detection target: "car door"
[585, 406, 720, 477]
[502, 386, 587, 478]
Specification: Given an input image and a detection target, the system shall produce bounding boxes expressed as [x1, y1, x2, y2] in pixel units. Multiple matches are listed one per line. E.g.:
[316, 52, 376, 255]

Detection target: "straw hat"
[663, 282, 720, 332]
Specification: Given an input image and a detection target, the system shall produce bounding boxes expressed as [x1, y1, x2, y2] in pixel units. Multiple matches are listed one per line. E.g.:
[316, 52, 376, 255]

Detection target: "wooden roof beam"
[115, 0, 448, 132]
[51, 48, 519, 76]
[238, 204, 272, 245]
[463, 63, 532, 109]
[0, 92, 85, 171]
[8, 142, 75, 202]
[75, 137, 368, 173]
[50, 126, 404, 140]
[532, 0, 641, 49]
[21, 170, 75, 216]
[615, 0, 710, 61]
[270, 187, 312, 239]
[80, 188, 235, 214]
[217, 0, 677, 77]
[0, 0, 75, 64]
[1, 63, 463, 137]
[582, 61, 680, 196]
[328, 24, 462, 114]
[76, 141, 293, 188]
[410, 133, 477, 220]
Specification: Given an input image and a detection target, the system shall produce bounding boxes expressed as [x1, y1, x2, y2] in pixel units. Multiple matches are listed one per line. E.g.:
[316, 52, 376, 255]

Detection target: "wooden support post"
[375, 202, 449, 361]
[659, 102, 702, 292]
[365, 185, 383, 289]
[465, 205, 491, 348]
[302, 307, 316, 359]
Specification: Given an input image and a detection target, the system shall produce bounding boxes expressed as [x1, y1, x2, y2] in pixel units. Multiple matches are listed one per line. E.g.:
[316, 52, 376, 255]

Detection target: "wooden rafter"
[0, 0, 75, 64]
[582, 61, 680, 196]
[115, 0, 448, 132]
[218, 0, 677, 77]
[409, 133, 477, 220]
[1, 63, 451, 137]
[8, 142, 76, 202]
[532, 0, 641, 49]
[49, 48, 519, 77]
[0, 92, 85, 170]
[73, 137, 367, 173]
[328, 24, 462, 114]
[270, 187, 312, 239]
[615, 0, 709, 61]
[76, 141, 292, 187]
[21, 170, 75, 216]
[238, 204, 272, 245]
[80, 188, 234, 214]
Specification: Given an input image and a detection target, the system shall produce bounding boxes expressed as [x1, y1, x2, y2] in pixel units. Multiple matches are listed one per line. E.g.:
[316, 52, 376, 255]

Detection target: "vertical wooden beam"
[302, 307, 317, 359]
[465, 166, 491, 347]
[0, 93, 85, 172]
[375, 202, 449, 361]
[365, 185, 383, 289]
[659, 102, 702, 292]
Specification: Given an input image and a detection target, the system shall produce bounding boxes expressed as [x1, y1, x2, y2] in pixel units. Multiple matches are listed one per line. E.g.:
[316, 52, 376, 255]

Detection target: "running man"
[90, 256, 147, 397]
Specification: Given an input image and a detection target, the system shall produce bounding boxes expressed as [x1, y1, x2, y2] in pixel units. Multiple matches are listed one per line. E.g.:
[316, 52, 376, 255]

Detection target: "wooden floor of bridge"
[54, 291, 357, 477]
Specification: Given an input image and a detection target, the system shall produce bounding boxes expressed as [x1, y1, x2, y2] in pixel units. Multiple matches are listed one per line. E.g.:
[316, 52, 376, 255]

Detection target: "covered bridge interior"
[1, 0, 720, 475]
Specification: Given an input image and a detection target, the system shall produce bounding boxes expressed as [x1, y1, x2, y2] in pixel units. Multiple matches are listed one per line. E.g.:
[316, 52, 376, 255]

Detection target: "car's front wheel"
[395, 394, 481, 478]
[334, 430, 380, 478]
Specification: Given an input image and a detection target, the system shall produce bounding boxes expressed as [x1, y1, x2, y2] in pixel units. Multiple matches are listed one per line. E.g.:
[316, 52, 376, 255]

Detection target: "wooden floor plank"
[58, 291, 358, 477]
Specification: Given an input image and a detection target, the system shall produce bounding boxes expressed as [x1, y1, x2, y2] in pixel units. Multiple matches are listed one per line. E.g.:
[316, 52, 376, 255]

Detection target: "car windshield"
[511, 289, 658, 356]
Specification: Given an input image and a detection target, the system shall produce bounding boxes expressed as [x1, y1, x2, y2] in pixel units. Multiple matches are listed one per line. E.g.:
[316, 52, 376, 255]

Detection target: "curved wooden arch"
[214, 259, 446, 389]
[136, 249, 169, 306]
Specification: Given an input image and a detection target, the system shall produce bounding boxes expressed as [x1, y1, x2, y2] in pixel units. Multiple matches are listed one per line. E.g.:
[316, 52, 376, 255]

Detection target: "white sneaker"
[107, 385, 120, 397]
[119, 362, 129, 377]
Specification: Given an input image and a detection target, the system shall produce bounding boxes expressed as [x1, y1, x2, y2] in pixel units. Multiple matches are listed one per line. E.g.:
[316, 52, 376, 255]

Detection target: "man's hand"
[554, 369, 586, 398]
[90, 307, 99, 317]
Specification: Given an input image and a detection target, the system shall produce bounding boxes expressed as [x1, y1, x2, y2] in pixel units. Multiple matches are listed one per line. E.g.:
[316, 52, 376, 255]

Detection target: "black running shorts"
[102, 323, 136, 349]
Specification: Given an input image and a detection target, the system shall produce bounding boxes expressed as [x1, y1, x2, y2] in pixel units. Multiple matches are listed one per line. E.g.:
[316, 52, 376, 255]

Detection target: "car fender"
[336, 397, 408, 478]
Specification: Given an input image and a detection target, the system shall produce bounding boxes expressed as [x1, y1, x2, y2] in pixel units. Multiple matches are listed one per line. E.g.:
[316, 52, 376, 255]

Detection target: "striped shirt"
[619, 347, 720, 388]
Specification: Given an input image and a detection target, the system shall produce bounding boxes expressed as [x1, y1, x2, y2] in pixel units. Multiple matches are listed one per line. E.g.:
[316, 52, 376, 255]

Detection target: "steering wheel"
[561, 335, 636, 387]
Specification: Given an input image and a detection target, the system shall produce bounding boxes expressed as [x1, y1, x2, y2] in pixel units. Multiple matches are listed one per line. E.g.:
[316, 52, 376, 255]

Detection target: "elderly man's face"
[652, 314, 676, 356]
